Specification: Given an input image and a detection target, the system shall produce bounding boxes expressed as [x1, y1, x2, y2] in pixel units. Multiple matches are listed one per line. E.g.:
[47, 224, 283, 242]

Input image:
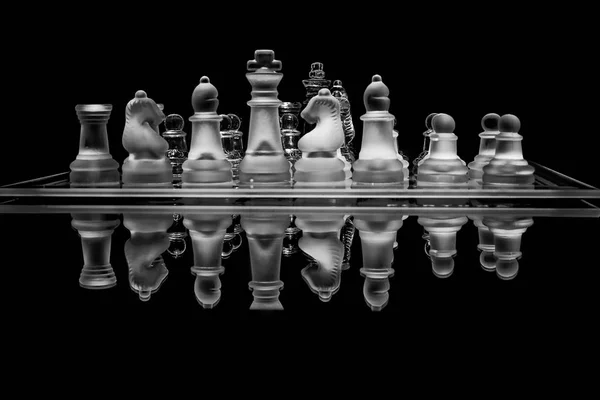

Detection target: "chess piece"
[352, 75, 405, 184]
[411, 113, 437, 178]
[354, 213, 406, 311]
[482, 114, 535, 187]
[279, 101, 302, 168]
[468, 113, 500, 181]
[282, 215, 301, 257]
[166, 213, 188, 259]
[69, 104, 120, 187]
[161, 114, 189, 185]
[184, 212, 231, 309]
[181, 76, 233, 186]
[331, 79, 357, 166]
[392, 119, 410, 182]
[123, 213, 172, 301]
[295, 88, 347, 183]
[241, 212, 289, 310]
[417, 216, 468, 278]
[340, 215, 355, 270]
[417, 113, 469, 186]
[222, 214, 243, 258]
[302, 62, 331, 134]
[296, 213, 345, 302]
[121, 90, 172, 186]
[71, 213, 120, 289]
[483, 216, 533, 280]
[220, 113, 244, 181]
[469, 215, 496, 271]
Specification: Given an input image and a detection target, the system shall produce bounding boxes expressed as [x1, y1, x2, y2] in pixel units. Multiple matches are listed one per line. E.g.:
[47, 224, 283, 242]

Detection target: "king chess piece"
[181, 76, 233, 186]
[417, 216, 468, 278]
[417, 113, 469, 186]
[352, 75, 405, 185]
[69, 104, 120, 187]
[302, 62, 331, 135]
[121, 91, 172, 186]
[294, 88, 347, 184]
[238, 50, 291, 185]
[161, 114, 189, 185]
[468, 113, 500, 181]
[483, 216, 533, 280]
[482, 114, 535, 187]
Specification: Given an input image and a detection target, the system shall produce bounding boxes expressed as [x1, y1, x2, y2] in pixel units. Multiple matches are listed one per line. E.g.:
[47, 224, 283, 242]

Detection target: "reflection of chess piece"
[282, 215, 301, 257]
[238, 50, 292, 185]
[469, 216, 496, 271]
[354, 214, 406, 311]
[279, 101, 302, 168]
[222, 214, 243, 259]
[302, 62, 331, 135]
[166, 213, 188, 259]
[468, 113, 500, 181]
[241, 212, 289, 310]
[296, 213, 345, 302]
[182, 77, 233, 186]
[483, 216, 533, 280]
[123, 213, 172, 301]
[331, 79, 356, 167]
[122, 90, 172, 186]
[482, 114, 535, 187]
[417, 216, 468, 278]
[184, 213, 231, 309]
[71, 214, 120, 289]
[69, 104, 120, 187]
[161, 114, 189, 185]
[340, 215, 355, 270]
[411, 112, 437, 179]
[352, 75, 405, 184]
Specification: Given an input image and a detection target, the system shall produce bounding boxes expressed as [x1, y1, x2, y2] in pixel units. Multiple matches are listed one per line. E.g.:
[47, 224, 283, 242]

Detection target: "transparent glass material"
[161, 114, 188, 184]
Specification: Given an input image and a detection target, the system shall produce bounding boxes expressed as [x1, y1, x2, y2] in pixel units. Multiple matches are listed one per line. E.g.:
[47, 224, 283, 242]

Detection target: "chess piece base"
[294, 157, 346, 183]
[182, 159, 233, 184]
[69, 158, 120, 187]
[238, 154, 291, 184]
[482, 162, 535, 186]
[352, 159, 404, 183]
[121, 158, 172, 185]
[417, 158, 469, 184]
[79, 263, 117, 289]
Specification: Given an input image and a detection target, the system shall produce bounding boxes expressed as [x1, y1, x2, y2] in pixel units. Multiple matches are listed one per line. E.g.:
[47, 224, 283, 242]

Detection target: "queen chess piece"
[69, 104, 120, 187]
[417, 215, 468, 278]
[161, 114, 189, 185]
[483, 216, 533, 280]
[468, 113, 500, 181]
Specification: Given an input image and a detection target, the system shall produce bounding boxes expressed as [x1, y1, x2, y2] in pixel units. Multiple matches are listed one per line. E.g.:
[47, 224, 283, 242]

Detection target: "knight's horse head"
[125, 90, 165, 133]
[300, 88, 340, 125]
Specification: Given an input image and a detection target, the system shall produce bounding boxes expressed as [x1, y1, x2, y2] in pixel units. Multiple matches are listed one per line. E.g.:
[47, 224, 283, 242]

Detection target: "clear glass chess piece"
[228, 114, 245, 181]
[301, 62, 331, 135]
[161, 114, 189, 185]
[392, 117, 410, 182]
[468, 113, 500, 182]
[411, 113, 437, 180]
[331, 80, 356, 164]
[282, 215, 302, 257]
[279, 102, 302, 168]
[167, 213, 188, 259]
[340, 215, 355, 270]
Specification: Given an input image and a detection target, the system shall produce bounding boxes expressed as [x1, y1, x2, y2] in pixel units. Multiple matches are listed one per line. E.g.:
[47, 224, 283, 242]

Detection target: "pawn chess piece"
[469, 215, 496, 272]
[417, 113, 469, 186]
[483, 216, 533, 280]
[482, 114, 535, 187]
[71, 213, 120, 289]
[181, 76, 233, 186]
[352, 75, 405, 185]
[221, 113, 244, 180]
[295, 213, 345, 302]
[238, 50, 292, 185]
[241, 212, 289, 310]
[69, 104, 120, 187]
[121, 91, 172, 186]
[279, 101, 302, 167]
[411, 112, 437, 178]
[468, 113, 500, 181]
[123, 213, 172, 301]
[294, 88, 347, 184]
[417, 216, 468, 278]
[302, 62, 331, 135]
[392, 119, 410, 182]
[161, 114, 189, 185]
[184, 212, 231, 309]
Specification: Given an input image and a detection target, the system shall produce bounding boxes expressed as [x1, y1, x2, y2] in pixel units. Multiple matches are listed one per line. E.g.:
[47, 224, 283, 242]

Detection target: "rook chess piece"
[161, 114, 189, 185]
[468, 113, 500, 181]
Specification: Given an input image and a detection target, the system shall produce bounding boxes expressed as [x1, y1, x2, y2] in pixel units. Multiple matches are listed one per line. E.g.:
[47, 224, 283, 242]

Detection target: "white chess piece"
[468, 113, 501, 181]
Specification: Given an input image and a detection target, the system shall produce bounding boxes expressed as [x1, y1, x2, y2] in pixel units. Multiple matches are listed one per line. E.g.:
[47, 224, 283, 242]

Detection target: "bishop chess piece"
[238, 50, 292, 185]
[468, 113, 500, 181]
[302, 62, 331, 134]
[416, 113, 469, 186]
[296, 213, 345, 302]
[392, 118, 410, 182]
[417, 216, 468, 278]
[295, 88, 347, 184]
[71, 214, 120, 289]
[279, 101, 302, 168]
[352, 75, 405, 185]
[482, 114, 535, 187]
[411, 112, 437, 178]
[483, 216, 533, 280]
[161, 114, 188, 185]
[123, 213, 172, 301]
[69, 104, 120, 187]
[181, 76, 233, 186]
[331, 79, 357, 167]
[184, 212, 231, 309]
[121, 91, 172, 186]
[469, 215, 496, 272]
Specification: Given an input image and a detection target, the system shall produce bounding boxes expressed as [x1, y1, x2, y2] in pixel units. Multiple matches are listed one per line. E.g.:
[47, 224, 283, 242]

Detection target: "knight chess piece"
[302, 62, 331, 135]
[482, 114, 535, 187]
[468, 113, 501, 181]
[294, 88, 347, 184]
[417, 216, 468, 278]
[161, 114, 189, 185]
[279, 101, 302, 168]
[411, 112, 437, 178]
[340, 215, 356, 270]
[469, 215, 496, 271]
[69, 104, 120, 187]
[417, 113, 469, 186]
[352, 75, 405, 185]
[483, 216, 533, 280]
[71, 214, 120, 289]
[121, 91, 172, 186]
[181, 76, 233, 186]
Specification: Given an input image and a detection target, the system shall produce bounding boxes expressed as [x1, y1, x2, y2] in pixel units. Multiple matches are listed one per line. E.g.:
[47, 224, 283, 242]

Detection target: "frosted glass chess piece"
[417, 215, 468, 278]
[411, 113, 437, 178]
[353, 213, 406, 311]
[331, 79, 357, 167]
[392, 118, 410, 182]
[161, 114, 188, 185]
[71, 214, 120, 289]
[469, 215, 496, 272]
[220, 113, 244, 181]
[483, 216, 533, 280]
[123, 213, 172, 301]
[482, 114, 535, 187]
[295, 212, 345, 302]
[416, 113, 469, 186]
[468, 113, 500, 181]
[238, 50, 292, 185]
[352, 75, 405, 184]
[166, 213, 187, 259]
[279, 101, 302, 168]
[69, 104, 120, 187]
[240, 212, 289, 310]
[302, 62, 331, 135]
[183, 212, 231, 309]
[181, 76, 233, 186]
[294, 88, 347, 184]
[121, 91, 172, 186]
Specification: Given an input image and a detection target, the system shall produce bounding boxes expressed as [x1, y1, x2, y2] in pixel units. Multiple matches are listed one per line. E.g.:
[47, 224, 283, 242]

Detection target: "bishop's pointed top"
[364, 74, 390, 112]
[191, 76, 219, 113]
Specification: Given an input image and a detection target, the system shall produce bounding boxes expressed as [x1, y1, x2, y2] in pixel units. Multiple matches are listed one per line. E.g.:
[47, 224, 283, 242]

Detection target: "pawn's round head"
[431, 256, 454, 278]
[432, 113, 455, 133]
[480, 251, 497, 271]
[165, 114, 184, 131]
[228, 113, 241, 131]
[425, 112, 437, 129]
[364, 74, 390, 112]
[318, 88, 332, 97]
[135, 90, 147, 99]
[219, 114, 232, 131]
[496, 259, 519, 280]
[499, 114, 521, 133]
[481, 113, 500, 131]
[191, 76, 219, 113]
